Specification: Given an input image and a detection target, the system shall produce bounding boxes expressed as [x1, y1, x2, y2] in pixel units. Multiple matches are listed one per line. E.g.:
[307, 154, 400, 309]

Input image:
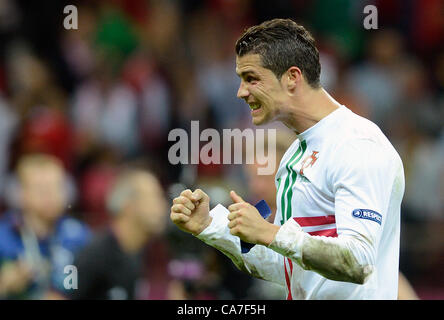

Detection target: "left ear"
[284, 66, 303, 94]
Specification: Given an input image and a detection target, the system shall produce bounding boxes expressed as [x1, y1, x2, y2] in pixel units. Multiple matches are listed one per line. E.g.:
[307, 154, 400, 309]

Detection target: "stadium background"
[0, 0, 442, 299]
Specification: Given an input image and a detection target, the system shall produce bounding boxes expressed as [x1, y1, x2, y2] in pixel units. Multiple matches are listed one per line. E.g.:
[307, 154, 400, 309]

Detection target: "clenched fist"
[170, 189, 212, 236]
[227, 190, 280, 246]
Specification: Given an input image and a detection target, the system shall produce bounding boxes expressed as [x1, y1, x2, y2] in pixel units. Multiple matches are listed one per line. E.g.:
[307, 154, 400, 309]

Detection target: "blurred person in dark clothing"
[0, 154, 90, 299]
[67, 168, 167, 300]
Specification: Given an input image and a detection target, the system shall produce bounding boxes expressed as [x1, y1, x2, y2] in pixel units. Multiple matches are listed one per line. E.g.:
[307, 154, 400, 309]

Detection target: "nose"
[237, 81, 249, 100]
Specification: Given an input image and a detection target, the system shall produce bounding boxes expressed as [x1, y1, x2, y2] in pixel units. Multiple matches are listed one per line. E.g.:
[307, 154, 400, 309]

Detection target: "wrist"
[259, 223, 280, 246]
[193, 216, 213, 236]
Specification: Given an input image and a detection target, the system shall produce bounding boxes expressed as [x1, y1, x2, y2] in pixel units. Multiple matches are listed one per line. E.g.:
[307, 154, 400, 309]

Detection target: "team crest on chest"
[299, 151, 319, 176]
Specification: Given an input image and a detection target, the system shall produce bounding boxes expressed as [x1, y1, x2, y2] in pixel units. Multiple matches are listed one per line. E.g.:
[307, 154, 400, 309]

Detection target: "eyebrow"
[236, 70, 259, 78]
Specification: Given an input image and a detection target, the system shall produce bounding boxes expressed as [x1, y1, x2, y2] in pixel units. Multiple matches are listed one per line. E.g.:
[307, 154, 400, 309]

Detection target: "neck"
[112, 217, 149, 254]
[23, 212, 55, 239]
[282, 87, 340, 134]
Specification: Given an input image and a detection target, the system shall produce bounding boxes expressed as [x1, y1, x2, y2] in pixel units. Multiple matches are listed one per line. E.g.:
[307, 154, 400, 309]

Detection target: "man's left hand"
[227, 191, 280, 246]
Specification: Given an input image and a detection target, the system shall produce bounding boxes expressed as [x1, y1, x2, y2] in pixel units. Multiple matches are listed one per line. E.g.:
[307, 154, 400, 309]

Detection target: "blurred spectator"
[5, 45, 75, 169]
[188, 10, 251, 130]
[67, 168, 168, 299]
[346, 29, 405, 131]
[122, 50, 172, 152]
[0, 154, 90, 299]
[70, 55, 139, 158]
[78, 156, 119, 229]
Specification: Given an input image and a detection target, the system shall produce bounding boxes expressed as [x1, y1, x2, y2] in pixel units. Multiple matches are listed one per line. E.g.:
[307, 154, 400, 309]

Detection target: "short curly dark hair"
[235, 18, 321, 88]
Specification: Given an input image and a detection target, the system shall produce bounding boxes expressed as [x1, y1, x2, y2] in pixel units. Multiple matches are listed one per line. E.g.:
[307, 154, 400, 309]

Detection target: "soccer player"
[170, 19, 405, 299]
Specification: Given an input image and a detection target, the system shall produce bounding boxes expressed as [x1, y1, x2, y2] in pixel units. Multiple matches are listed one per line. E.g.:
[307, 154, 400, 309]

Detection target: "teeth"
[249, 103, 261, 110]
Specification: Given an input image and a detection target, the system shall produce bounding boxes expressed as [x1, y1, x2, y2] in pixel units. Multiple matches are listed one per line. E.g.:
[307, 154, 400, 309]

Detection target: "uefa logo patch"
[352, 209, 382, 225]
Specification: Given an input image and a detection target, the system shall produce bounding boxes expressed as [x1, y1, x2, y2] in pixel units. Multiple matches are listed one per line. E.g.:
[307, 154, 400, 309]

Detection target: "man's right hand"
[170, 189, 212, 236]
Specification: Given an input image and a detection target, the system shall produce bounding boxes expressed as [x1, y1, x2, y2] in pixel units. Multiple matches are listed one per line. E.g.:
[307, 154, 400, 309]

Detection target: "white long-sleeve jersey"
[196, 105, 405, 299]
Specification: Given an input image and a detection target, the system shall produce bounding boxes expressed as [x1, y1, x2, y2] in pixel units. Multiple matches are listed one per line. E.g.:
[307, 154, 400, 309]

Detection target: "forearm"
[269, 219, 374, 284]
[196, 204, 285, 286]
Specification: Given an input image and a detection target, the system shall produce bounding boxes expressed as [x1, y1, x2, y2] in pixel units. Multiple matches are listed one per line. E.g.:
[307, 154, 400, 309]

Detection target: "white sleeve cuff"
[195, 204, 287, 285]
[196, 204, 231, 241]
[268, 218, 306, 266]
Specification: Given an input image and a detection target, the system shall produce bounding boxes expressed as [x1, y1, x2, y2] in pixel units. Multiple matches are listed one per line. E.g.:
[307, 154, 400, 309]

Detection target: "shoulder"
[334, 109, 384, 143]
[325, 136, 403, 195]
[327, 108, 400, 164]
[324, 111, 402, 179]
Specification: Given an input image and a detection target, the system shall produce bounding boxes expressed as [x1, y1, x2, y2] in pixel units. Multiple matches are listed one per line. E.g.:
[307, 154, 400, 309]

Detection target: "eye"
[246, 76, 258, 83]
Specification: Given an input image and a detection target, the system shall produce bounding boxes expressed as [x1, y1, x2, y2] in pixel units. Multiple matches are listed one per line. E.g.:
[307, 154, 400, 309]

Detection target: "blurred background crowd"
[0, 0, 442, 299]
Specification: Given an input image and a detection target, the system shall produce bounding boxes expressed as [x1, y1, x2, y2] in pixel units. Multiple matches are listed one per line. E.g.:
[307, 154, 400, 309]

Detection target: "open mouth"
[249, 103, 261, 111]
